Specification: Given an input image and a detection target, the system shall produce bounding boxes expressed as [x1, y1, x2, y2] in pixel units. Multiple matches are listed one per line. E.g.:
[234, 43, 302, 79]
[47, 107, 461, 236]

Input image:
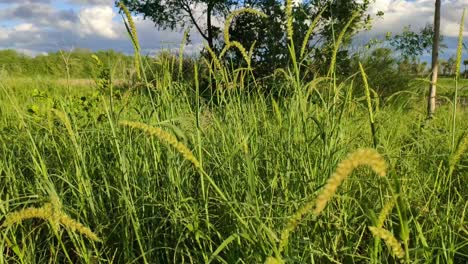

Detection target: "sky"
[0, 0, 466, 60]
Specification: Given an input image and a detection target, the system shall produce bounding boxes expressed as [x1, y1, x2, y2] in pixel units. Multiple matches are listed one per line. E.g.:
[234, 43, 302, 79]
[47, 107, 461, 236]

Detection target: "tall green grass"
[0, 2, 467, 263]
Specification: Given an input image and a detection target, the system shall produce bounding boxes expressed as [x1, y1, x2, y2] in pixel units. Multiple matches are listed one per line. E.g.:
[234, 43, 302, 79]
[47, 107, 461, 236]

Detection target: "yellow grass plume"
[204, 44, 223, 71]
[376, 196, 396, 228]
[59, 214, 101, 242]
[221, 8, 265, 67]
[285, 0, 293, 41]
[119, 120, 201, 170]
[2, 196, 100, 242]
[265, 256, 285, 264]
[368, 226, 405, 260]
[118, 1, 141, 80]
[277, 148, 387, 255]
[449, 134, 468, 176]
[455, 9, 465, 81]
[313, 148, 387, 216]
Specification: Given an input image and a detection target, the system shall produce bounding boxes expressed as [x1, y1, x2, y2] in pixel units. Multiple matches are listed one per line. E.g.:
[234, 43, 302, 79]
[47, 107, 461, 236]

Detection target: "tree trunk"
[427, 0, 441, 119]
[206, 3, 214, 50]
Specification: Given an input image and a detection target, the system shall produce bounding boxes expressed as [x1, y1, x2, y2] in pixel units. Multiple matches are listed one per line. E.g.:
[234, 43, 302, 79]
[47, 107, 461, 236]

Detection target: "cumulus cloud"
[369, 0, 468, 37]
[77, 5, 119, 38]
[67, 0, 110, 4]
[0, 3, 78, 28]
[0, 0, 50, 3]
[0, 0, 198, 55]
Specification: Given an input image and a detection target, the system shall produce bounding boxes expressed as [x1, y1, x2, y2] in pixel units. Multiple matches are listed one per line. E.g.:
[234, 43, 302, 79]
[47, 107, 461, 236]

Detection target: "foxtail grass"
[274, 148, 387, 260]
[119, 120, 254, 232]
[328, 11, 360, 77]
[299, 8, 326, 59]
[178, 29, 189, 80]
[119, 120, 201, 170]
[376, 196, 397, 228]
[2, 196, 100, 242]
[285, 0, 294, 42]
[452, 9, 465, 151]
[359, 62, 378, 147]
[448, 134, 468, 177]
[118, 2, 141, 80]
[221, 8, 265, 68]
[313, 148, 387, 216]
[368, 226, 405, 260]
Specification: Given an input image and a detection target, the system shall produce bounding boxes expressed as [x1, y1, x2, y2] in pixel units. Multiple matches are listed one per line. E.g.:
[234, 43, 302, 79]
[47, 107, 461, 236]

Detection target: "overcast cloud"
[0, 0, 465, 58]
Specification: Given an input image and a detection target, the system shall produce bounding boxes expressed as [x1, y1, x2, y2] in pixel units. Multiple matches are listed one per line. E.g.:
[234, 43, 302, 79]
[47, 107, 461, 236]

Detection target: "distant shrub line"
[0, 49, 133, 79]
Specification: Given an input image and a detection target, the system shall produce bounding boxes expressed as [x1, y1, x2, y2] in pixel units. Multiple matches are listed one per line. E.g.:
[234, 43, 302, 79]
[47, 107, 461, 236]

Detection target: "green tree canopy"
[117, 0, 375, 77]
[228, 0, 373, 76]
[389, 24, 445, 60]
[117, 0, 238, 50]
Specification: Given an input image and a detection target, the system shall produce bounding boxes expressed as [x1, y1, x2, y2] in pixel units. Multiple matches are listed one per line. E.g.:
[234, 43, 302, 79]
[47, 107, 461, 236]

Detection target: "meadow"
[0, 4, 467, 264]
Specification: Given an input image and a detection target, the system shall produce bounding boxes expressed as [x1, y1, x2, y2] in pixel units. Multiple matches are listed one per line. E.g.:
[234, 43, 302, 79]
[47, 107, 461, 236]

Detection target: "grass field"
[0, 68, 467, 263]
[437, 77, 468, 97]
[0, 3, 467, 262]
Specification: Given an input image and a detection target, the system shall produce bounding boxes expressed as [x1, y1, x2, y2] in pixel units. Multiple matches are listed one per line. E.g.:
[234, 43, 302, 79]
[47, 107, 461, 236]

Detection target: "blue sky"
[0, 0, 466, 61]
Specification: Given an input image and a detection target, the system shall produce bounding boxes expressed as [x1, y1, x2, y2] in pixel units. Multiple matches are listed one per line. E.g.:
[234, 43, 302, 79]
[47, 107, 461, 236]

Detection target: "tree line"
[0, 49, 133, 79]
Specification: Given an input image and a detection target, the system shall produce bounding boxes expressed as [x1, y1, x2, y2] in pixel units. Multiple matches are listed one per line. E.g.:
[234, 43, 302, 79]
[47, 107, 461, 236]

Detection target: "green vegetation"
[0, 2, 467, 264]
[0, 49, 133, 79]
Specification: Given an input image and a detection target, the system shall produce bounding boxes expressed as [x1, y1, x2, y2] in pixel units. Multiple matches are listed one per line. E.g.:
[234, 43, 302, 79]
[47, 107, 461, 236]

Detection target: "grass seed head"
[265, 256, 285, 264]
[449, 134, 468, 173]
[286, 0, 293, 41]
[368, 226, 405, 260]
[120, 120, 202, 170]
[58, 214, 101, 242]
[376, 196, 397, 228]
[2, 198, 100, 242]
[277, 148, 387, 255]
[313, 148, 387, 216]
[455, 9, 465, 80]
[1, 205, 54, 228]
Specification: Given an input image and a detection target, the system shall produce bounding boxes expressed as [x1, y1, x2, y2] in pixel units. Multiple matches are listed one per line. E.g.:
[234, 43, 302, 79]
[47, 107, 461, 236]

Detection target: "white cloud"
[78, 5, 119, 39]
[14, 23, 39, 32]
[0, 26, 9, 40]
[369, 0, 468, 37]
[67, 0, 109, 4]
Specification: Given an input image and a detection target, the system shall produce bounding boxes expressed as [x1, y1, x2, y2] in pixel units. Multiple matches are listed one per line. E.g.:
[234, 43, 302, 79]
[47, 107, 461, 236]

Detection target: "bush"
[352, 48, 412, 98]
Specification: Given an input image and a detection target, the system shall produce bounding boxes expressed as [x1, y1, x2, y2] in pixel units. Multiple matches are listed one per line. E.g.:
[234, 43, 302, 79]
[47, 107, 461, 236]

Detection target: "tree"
[352, 48, 412, 97]
[446, 56, 456, 76]
[118, 0, 374, 74]
[226, 0, 374, 76]
[117, 0, 237, 50]
[428, 0, 441, 119]
[439, 59, 448, 76]
[390, 24, 444, 61]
